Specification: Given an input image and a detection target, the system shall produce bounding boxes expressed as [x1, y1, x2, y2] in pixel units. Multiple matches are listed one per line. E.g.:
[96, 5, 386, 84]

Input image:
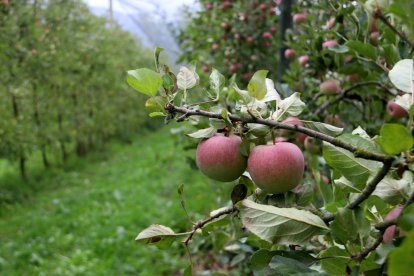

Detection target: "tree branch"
[182, 206, 239, 246]
[165, 103, 393, 163]
[374, 9, 413, 50]
[352, 231, 384, 262]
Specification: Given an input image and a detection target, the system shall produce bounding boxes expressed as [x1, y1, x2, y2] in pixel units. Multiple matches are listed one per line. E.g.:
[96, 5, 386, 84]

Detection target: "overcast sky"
[84, 0, 195, 19]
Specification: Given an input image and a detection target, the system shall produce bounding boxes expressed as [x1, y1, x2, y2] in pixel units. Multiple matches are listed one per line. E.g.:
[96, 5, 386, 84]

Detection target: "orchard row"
[0, 0, 153, 179]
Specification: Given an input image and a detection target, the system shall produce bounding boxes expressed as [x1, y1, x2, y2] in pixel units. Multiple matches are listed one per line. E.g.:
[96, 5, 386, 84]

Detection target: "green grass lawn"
[0, 127, 234, 275]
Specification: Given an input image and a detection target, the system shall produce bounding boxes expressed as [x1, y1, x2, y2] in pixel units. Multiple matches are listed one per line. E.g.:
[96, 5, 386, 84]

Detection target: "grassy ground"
[0, 127, 233, 275]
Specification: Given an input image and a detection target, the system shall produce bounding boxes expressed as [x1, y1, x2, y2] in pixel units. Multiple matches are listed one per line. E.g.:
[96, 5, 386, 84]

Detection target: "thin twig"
[352, 232, 384, 262]
[182, 206, 239, 246]
[374, 9, 413, 51]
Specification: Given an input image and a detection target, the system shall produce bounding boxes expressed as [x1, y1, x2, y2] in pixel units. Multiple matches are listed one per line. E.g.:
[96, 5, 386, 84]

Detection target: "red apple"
[202, 65, 209, 73]
[370, 31, 380, 45]
[262, 32, 272, 39]
[326, 17, 335, 29]
[387, 100, 408, 118]
[346, 74, 360, 83]
[383, 206, 403, 243]
[320, 80, 341, 95]
[298, 55, 309, 67]
[322, 40, 337, 48]
[248, 142, 304, 194]
[270, 26, 277, 33]
[293, 12, 307, 24]
[222, 1, 232, 10]
[246, 36, 254, 44]
[259, 3, 267, 11]
[196, 134, 247, 182]
[284, 48, 296, 59]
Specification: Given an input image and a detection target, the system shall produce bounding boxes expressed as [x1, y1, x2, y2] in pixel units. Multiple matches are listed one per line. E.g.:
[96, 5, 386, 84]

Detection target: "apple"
[270, 26, 277, 33]
[196, 134, 247, 182]
[383, 206, 403, 243]
[280, 117, 307, 142]
[326, 17, 335, 29]
[246, 36, 254, 44]
[293, 12, 307, 24]
[202, 65, 209, 73]
[320, 80, 341, 95]
[205, 3, 213, 10]
[304, 137, 322, 154]
[274, 137, 288, 143]
[248, 142, 304, 194]
[259, 3, 267, 11]
[298, 55, 309, 67]
[370, 31, 380, 45]
[284, 48, 296, 59]
[322, 40, 337, 48]
[324, 114, 346, 128]
[262, 32, 272, 39]
[346, 74, 359, 83]
[222, 1, 232, 10]
[370, 18, 378, 33]
[387, 100, 408, 118]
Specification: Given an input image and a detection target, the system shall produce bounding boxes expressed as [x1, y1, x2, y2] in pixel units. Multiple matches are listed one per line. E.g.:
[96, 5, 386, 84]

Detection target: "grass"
[0, 127, 234, 275]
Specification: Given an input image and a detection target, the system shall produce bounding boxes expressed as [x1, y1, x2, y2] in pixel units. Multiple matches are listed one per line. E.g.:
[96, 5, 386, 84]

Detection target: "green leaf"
[323, 142, 381, 187]
[262, 78, 281, 103]
[148, 112, 166, 117]
[320, 246, 350, 276]
[388, 59, 414, 93]
[240, 200, 328, 245]
[328, 45, 349, 53]
[268, 256, 316, 274]
[246, 123, 270, 137]
[382, 44, 400, 66]
[209, 68, 225, 96]
[209, 118, 226, 130]
[334, 176, 363, 193]
[303, 121, 344, 137]
[345, 40, 377, 60]
[272, 92, 305, 121]
[145, 96, 167, 111]
[231, 184, 248, 204]
[399, 203, 414, 232]
[373, 171, 413, 205]
[127, 68, 163, 97]
[376, 124, 413, 155]
[135, 224, 188, 249]
[248, 70, 269, 100]
[177, 66, 198, 90]
[388, 229, 414, 276]
[187, 127, 216, 139]
[183, 265, 192, 276]
[330, 208, 369, 244]
[154, 47, 164, 72]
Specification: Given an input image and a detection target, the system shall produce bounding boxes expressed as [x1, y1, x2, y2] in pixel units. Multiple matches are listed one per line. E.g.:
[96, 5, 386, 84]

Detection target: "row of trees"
[129, 0, 414, 275]
[0, 0, 153, 179]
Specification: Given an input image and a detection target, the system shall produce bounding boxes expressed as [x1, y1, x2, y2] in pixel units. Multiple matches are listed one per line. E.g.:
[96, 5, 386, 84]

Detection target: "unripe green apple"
[196, 134, 247, 182]
[320, 80, 341, 95]
[247, 142, 304, 194]
[387, 100, 408, 118]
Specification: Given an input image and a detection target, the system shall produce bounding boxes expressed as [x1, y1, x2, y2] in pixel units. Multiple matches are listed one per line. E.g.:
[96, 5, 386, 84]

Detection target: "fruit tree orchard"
[128, 0, 413, 275]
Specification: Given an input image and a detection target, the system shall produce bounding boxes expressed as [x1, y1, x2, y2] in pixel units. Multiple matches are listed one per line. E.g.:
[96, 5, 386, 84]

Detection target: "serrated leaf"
[330, 208, 359, 244]
[262, 78, 281, 103]
[177, 66, 198, 90]
[248, 70, 268, 100]
[346, 40, 377, 60]
[320, 246, 350, 276]
[373, 172, 413, 205]
[210, 68, 225, 96]
[303, 121, 343, 137]
[127, 68, 163, 96]
[376, 124, 413, 155]
[240, 200, 328, 245]
[389, 59, 414, 93]
[272, 92, 305, 121]
[135, 224, 188, 249]
[187, 127, 216, 139]
[323, 142, 381, 187]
